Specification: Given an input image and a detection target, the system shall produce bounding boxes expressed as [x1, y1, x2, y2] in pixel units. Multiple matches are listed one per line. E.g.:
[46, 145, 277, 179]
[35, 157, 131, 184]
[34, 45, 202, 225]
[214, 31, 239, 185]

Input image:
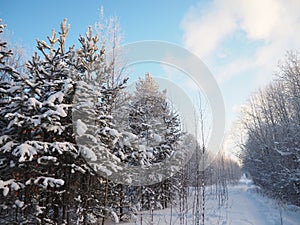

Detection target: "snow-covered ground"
[106, 175, 300, 225]
[209, 175, 300, 225]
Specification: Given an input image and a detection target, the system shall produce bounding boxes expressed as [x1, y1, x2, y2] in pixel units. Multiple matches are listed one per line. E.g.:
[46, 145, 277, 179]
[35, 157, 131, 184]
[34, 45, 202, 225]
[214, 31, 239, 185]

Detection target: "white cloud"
[181, 0, 300, 77]
[235, 0, 281, 41]
[180, 0, 300, 151]
[181, 1, 236, 59]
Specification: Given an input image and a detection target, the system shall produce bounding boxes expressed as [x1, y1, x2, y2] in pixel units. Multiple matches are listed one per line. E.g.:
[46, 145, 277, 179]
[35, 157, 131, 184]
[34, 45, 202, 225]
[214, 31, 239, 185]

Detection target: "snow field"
[105, 176, 300, 225]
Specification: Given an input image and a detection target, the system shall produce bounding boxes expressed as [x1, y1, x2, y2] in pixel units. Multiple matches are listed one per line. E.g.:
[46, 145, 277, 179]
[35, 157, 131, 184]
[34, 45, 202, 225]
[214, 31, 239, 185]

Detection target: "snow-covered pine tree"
[0, 18, 113, 224]
[0, 20, 31, 224]
[128, 73, 182, 210]
[0, 20, 15, 131]
[73, 25, 116, 224]
[0, 19, 87, 224]
[73, 23, 140, 223]
[129, 73, 179, 165]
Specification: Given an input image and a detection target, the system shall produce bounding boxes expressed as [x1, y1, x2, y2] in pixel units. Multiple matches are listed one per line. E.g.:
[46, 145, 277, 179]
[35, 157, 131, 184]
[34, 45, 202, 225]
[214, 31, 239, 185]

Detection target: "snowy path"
[218, 176, 299, 225]
[225, 187, 267, 224]
[219, 177, 290, 225]
[107, 176, 300, 225]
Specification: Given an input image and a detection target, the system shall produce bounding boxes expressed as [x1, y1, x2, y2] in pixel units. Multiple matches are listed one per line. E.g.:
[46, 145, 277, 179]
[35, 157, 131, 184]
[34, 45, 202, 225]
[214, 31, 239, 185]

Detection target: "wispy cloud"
[180, 0, 300, 85]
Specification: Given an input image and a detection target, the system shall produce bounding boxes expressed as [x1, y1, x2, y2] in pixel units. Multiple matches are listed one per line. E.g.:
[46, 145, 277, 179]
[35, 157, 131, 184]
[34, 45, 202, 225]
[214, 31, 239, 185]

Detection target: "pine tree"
[73, 21, 143, 223]
[128, 73, 182, 210]
[129, 73, 180, 165]
[0, 19, 31, 224]
[0, 18, 116, 224]
[0, 19, 86, 224]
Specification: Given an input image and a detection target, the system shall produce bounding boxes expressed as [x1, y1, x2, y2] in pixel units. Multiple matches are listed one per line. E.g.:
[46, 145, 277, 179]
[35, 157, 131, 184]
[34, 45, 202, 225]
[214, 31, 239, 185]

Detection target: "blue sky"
[1, 0, 199, 49]
[2, 0, 300, 155]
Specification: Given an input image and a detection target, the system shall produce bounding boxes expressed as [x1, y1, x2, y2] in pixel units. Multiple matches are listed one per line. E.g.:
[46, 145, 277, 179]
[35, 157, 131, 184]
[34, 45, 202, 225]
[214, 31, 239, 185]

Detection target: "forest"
[1, 6, 300, 224]
[0, 17, 241, 224]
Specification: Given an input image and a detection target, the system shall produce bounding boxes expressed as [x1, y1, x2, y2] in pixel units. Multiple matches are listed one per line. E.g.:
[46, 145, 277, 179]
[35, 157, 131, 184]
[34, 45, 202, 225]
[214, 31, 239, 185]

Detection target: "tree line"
[239, 51, 300, 207]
